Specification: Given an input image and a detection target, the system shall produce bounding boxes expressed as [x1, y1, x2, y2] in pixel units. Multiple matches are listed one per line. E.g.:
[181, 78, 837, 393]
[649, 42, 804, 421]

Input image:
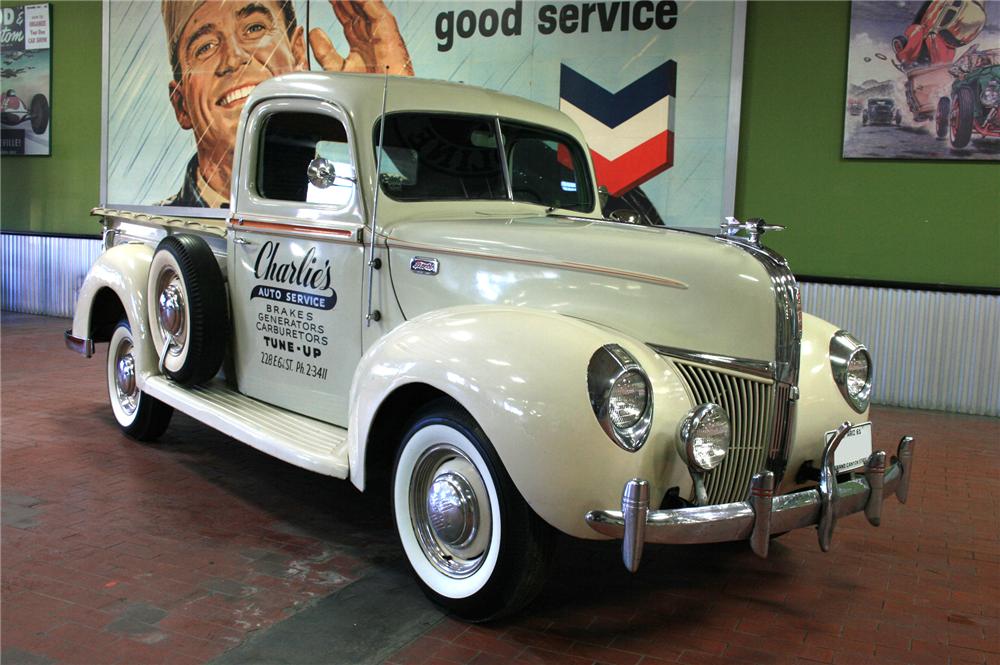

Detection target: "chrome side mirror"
[609, 208, 640, 225]
[307, 157, 337, 189]
[597, 185, 610, 210]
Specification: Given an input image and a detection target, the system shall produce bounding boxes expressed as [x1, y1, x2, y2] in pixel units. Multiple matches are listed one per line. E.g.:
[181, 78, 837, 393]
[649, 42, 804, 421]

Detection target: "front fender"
[348, 305, 692, 539]
[782, 313, 872, 493]
[71, 243, 158, 384]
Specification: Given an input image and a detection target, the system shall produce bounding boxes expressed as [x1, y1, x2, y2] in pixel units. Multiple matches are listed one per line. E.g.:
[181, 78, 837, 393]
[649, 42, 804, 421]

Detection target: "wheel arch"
[358, 381, 452, 497]
[70, 243, 159, 383]
[347, 305, 693, 538]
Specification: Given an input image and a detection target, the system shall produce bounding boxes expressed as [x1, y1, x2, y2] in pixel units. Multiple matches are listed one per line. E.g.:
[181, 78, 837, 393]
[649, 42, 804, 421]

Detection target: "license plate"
[826, 422, 873, 472]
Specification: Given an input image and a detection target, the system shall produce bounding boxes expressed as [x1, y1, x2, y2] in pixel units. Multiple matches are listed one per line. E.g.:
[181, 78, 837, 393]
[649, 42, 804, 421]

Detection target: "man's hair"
[167, 1, 298, 82]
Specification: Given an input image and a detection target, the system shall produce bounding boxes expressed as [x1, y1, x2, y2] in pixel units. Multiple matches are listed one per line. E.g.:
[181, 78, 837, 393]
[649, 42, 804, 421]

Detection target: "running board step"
[142, 376, 349, 478]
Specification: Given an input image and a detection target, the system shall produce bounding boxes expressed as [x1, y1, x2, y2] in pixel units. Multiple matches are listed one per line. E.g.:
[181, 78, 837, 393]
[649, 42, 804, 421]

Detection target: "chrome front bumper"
[585, 422, 916, 572]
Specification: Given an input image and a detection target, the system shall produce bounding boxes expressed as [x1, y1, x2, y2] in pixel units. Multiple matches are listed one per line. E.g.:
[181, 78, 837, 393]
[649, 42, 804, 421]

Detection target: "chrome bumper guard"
[585, 423, 916, 572]
[64, 330, 94, 358]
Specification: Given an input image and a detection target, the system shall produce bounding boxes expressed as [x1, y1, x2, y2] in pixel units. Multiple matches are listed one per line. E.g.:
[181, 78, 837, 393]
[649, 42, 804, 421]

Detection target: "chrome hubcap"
[155, 270, 186, 354]
[427, 472, 479, 548]
[410, 444, 491, 578]
[112, 338, 138, 415]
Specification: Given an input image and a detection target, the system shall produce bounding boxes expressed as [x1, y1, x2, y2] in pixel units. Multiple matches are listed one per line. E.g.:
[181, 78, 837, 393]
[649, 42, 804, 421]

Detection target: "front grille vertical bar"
[670, 359, 780, 505]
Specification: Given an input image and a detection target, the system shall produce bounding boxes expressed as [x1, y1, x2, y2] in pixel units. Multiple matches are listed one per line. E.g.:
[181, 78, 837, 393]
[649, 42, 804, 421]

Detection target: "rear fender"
[71, 243, 159, 384]
[347, 305, 692, 538]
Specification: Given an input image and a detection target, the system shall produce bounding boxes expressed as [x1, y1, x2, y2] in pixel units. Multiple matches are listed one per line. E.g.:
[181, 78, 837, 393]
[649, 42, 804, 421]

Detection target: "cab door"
[229, 98, 365, 426]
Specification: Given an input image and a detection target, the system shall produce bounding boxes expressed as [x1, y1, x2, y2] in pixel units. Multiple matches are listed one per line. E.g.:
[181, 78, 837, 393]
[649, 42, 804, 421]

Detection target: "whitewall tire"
[146, 235, 227, 386]
[392, 400, 553, 621]
[107, 320, 173, 441]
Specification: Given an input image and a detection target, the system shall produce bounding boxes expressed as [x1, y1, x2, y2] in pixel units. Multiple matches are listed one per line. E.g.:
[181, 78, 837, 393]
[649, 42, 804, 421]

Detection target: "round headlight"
[677, 404, 731, 472]
[587, 345, 653, 452]
[830, 331, 873, 413]
[609, 370, 648, 429]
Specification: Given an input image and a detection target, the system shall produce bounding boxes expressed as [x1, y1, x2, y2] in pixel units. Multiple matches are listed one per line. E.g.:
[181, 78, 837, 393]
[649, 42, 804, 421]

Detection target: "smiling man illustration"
[161, 0, 412, 207]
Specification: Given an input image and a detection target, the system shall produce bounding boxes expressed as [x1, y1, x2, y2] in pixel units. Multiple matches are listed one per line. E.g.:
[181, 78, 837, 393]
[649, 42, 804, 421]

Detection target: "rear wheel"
[29, 94, 48, 134]
[107, 320, 173, 440]
[950, 87, 974, 148]
[936, 97, 950, 138]
[392, 400, 553, 621]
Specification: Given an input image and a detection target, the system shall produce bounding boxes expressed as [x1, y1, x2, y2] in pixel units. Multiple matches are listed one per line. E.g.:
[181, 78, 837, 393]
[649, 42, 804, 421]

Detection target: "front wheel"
[392, 401, 553, 621]
[950, 87, 974, 148]
[107, 320, 173, 440]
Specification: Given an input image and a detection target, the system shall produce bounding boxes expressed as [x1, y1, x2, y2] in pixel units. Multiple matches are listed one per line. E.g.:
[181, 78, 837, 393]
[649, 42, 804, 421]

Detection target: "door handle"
[233, 236, 253, 246]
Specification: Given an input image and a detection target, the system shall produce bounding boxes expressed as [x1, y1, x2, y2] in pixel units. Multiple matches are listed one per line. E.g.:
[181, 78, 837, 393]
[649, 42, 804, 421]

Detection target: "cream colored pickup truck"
[67, 72, 915, 621]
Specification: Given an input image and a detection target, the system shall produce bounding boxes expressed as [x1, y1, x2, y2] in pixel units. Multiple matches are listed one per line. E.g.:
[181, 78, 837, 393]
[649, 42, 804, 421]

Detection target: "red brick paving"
[2, 313, 998, 664]
[2, 314, 390, 664]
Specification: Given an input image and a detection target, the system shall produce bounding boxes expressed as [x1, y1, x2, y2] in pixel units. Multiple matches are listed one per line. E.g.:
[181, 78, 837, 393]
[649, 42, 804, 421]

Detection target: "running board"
[142, 376, 349, 478]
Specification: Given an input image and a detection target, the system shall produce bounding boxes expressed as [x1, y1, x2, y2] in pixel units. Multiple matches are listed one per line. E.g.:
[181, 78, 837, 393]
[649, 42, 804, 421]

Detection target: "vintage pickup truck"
[67, 72, 915, 621]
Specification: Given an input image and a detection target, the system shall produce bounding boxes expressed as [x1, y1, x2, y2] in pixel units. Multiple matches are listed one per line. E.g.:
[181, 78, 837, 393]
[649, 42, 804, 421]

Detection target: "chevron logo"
[559, 61, 676, 197]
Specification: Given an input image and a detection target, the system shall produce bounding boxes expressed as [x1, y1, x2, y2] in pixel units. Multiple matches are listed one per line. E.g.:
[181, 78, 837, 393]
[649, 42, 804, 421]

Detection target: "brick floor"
[2, 313, 998, 664]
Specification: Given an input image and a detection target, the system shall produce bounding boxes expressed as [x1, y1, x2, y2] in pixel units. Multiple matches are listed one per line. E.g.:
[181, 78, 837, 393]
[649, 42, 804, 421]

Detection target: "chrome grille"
[674, 362, 775, 504]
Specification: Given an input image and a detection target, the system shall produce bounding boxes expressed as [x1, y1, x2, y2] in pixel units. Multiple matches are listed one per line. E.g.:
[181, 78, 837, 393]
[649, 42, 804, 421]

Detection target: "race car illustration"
[893, 0, 987, 68]
[1, 89, 49, 135]
[863, 98, 903, 125]
[936, 47, 1000, 146]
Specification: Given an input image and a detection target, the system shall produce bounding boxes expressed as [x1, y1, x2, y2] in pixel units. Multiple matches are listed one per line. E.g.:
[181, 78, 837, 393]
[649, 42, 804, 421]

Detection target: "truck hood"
[385, 215, 780, 362]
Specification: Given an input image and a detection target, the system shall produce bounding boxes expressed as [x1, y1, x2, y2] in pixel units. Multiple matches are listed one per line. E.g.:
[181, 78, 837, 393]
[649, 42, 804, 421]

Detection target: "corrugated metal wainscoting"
[1, 234, 103, 319]
[801, 282, 999, 417]
[1, 233, 997, 416]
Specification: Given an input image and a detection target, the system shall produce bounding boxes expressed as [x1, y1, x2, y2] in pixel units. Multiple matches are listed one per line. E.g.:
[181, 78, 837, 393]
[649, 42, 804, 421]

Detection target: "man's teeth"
[219, 85, 255, 106]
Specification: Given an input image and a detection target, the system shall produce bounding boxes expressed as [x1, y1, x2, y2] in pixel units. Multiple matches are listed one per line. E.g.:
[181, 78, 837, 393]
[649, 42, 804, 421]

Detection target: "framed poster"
[102, 0, 746, 228]
[844, 0, 1000, 160]
[1, 3, 52, 156]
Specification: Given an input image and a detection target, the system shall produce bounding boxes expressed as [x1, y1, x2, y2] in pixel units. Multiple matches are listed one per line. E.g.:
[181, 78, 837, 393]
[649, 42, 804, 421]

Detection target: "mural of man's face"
[169, 1, 306, 179]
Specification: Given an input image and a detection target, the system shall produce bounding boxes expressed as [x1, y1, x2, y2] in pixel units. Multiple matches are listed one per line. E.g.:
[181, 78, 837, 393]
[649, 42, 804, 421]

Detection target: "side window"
[503, 123, 593, 212]
[258, 112, 354, 206]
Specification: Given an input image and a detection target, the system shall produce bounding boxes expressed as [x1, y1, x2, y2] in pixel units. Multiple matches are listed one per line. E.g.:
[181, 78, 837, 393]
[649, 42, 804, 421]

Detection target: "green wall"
[1, 1, 997, 287]
[735, 1, 999, 289]
[1, 0, 102, 237]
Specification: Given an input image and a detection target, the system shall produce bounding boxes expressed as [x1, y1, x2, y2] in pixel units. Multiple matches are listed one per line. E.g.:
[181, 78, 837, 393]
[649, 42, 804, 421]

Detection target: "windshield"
[375, 113, 594, 212]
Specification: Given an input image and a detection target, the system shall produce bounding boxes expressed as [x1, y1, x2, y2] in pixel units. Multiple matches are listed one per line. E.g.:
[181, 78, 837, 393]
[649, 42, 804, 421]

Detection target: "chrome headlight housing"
[676, 403, 731, 472]
[587, 344, 653, 451]
[830, 331, 872, 413]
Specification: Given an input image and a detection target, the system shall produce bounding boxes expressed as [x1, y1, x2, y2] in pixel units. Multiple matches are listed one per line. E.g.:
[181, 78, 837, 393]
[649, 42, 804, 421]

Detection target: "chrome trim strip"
[648, 343, 774, 380]
[714, 231, 801, 484]
[388, 239, 689, 290]
[586, 435, 916, 570]
[714, 234, 801, 387]
[64, 330, 95, 358]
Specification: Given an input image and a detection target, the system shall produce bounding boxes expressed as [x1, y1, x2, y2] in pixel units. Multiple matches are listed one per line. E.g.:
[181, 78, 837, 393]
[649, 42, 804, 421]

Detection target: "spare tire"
[147, 234, 227, 386]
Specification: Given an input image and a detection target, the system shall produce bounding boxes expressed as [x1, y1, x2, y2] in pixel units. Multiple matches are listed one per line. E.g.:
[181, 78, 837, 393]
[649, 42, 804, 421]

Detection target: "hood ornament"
[719, 216, 785, 248]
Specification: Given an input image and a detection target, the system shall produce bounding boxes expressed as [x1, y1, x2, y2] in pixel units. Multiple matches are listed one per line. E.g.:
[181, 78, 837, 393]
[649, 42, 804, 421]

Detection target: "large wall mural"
[105, 1, 745, 227]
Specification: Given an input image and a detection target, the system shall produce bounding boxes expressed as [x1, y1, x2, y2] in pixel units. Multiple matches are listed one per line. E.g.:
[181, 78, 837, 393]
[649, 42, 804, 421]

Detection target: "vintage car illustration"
[65, 72, 916, 621]
[862, 97, 903, 125]
[892, 0, 987, 68]
[0, 89, 49, 135]
[937, 46, 1000, 145]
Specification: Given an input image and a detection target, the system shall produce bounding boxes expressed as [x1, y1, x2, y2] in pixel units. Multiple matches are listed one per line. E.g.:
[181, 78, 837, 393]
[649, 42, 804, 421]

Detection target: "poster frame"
[2, 2, 53, 158]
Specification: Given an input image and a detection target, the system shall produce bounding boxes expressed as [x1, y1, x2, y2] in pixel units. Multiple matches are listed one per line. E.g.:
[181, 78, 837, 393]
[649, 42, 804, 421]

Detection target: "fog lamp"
[677, 403, 731, 472]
